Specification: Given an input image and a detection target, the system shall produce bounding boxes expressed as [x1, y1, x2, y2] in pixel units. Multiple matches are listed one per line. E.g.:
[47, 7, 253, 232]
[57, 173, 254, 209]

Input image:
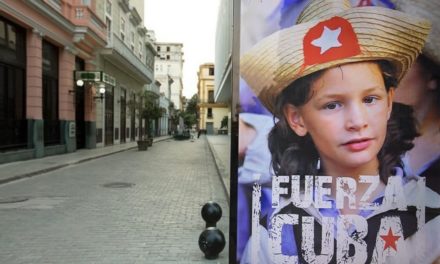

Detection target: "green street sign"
[75, 71, 101, 82]
[102, 73, 116, 86]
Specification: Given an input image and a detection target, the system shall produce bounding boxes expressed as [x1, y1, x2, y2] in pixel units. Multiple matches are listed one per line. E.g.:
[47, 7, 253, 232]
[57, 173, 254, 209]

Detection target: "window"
[105, 18, 112, 44]
[166, 55, 170, 60]
[157, 46, 160, 52]
[0, 17, 27, 150]
[166, 46, 170, 52]
[105, 0, 112, 15]
[75, 8, 84, 18]
[120, 17, 125, 41]
[82, 0, 91, 5]
[0, 20, 21, 52]
[208, 90, 214, 103]
[209, 67, 214, 76]
[138, 40, 143, 59]
[0, 20, 5, 46]
[7, 25, 16, 50]
[130, 31, 134, 50]
[0, 16, 25, 62]
[207, 108, 213, 118]
[42, 40, 60, 146]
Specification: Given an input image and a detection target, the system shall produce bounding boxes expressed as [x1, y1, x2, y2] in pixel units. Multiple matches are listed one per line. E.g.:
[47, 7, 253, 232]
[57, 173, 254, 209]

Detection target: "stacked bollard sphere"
[198, 201, 226, 259]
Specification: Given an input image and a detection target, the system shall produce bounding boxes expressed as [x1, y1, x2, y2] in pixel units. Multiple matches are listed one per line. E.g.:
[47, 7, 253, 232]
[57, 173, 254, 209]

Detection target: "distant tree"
[170, 109, 181, 126]
[181, 112, 197, 128]
[140, 91, 162, 138]
[186, 94, 198, 115]
[221, 116, 228, 129]
[181, 93, 198, 128]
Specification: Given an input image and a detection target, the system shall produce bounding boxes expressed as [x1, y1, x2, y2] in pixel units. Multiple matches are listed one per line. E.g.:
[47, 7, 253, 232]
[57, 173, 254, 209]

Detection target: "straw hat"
[391, 0, 440, 65]
[240, 0, 431, 113]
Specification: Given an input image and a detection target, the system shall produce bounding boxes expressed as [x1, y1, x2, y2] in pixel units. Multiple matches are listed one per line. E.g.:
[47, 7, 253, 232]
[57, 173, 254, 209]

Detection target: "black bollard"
[198, 227, 226, 259]
[201, 201, 222, 228]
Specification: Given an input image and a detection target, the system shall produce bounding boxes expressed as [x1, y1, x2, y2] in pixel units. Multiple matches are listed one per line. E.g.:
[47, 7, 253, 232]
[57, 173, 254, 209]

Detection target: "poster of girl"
[237, 0, 440, 263]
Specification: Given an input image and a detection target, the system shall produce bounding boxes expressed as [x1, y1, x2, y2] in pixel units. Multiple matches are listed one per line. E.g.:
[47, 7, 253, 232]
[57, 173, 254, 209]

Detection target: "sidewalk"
[0, 136, 172, 185]
[205, 134, 231, 200]
[0, 134, 229, 263]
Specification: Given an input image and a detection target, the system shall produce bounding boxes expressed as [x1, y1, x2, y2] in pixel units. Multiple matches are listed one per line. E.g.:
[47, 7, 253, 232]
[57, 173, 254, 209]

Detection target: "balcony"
[101, 34, 154, 84]
[20, 0, 106, 49]
[129, 8, 142, 27]
[118, 0, 130, 13]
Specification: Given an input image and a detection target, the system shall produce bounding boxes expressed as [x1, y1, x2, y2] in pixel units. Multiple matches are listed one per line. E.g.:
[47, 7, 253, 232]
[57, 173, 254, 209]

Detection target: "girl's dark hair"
[268, 61, 418, 183]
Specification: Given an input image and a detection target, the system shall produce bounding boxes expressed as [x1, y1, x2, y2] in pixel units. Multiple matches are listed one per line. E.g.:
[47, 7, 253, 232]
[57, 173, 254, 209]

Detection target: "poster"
[236, 0, 440, 263]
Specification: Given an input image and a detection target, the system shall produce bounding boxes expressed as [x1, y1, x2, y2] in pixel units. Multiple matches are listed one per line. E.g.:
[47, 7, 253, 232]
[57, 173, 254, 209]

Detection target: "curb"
[205, 136, 230, 204]
[0, 164, 70, 185]
[0, 136, 173, 186]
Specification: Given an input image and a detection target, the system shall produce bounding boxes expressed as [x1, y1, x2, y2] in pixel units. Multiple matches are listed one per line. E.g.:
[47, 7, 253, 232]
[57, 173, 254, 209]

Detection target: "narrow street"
[0, 137, 229, 264]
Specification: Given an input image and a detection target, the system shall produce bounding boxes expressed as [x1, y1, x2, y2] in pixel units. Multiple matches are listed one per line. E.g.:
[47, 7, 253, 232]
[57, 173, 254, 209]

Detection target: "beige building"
[197, 63, 228, 134]
[96, 0, 156, 146]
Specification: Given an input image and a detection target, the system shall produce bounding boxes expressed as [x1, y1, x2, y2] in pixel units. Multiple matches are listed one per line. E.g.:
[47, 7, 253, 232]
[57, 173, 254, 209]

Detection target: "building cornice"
[137, 26, 147, 36]
[145, 40, 157, 56]
[24, 0, 75, 32]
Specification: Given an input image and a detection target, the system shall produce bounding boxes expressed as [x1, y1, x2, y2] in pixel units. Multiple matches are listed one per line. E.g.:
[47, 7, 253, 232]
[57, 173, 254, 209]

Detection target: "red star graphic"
[303, 16, 360, 67]
[380, 228, 400, 251]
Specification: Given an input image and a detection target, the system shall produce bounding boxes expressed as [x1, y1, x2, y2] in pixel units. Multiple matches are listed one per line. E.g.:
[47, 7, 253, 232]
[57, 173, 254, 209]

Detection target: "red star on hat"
[380, 228, 401, 251]
[303, 16, 361, 66]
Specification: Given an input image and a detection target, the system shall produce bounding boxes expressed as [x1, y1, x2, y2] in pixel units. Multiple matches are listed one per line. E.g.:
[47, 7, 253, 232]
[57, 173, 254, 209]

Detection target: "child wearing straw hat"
[239, 0, 440, 263]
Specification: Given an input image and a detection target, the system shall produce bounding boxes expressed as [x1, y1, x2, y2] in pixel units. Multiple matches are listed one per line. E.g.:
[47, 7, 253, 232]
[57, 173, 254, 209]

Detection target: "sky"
[144, 0, 220, 98]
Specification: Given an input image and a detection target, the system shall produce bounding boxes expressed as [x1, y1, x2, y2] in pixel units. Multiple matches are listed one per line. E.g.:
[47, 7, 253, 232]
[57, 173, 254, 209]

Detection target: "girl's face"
[284, 62, 394, 176]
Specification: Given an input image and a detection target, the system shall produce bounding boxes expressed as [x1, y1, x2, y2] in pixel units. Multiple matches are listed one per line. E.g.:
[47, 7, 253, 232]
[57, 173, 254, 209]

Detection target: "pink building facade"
[0, 0, 107, 163]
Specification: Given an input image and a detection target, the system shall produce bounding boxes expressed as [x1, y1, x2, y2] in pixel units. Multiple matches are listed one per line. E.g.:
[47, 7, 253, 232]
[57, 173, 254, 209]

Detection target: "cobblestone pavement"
[0, 137, 229, 263]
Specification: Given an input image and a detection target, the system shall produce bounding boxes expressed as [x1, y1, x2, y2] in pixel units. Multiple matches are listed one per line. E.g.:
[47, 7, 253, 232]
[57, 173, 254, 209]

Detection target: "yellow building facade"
[197, 63, 229, 134]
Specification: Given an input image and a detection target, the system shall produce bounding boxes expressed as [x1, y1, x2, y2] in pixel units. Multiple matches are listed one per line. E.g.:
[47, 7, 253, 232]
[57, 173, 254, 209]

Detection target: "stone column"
[84, 61, 97, 148]
[26, 29, 44, 158]
[59, 47, 76, 153]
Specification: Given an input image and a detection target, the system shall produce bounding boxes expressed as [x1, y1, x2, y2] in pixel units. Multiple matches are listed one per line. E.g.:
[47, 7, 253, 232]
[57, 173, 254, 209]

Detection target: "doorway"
[104, 85, 114, 146]
[120, 89, 126, 143]
[75, 57, 85, 149]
